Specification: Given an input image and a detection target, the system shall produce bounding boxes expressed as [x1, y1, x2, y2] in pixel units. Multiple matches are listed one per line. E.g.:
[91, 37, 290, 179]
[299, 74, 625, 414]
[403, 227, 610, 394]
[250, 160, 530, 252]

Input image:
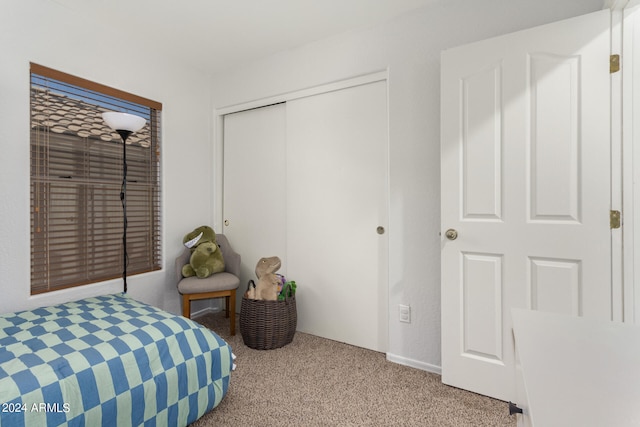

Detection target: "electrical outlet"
[399, 304, 411, 323]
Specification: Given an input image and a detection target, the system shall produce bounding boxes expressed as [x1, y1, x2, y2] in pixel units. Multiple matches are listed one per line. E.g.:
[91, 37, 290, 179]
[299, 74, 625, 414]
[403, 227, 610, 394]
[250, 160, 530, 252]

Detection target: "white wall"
[209, 0, 604, 371]
[0, 0, 214, 315]
[626, 3, 640, 323]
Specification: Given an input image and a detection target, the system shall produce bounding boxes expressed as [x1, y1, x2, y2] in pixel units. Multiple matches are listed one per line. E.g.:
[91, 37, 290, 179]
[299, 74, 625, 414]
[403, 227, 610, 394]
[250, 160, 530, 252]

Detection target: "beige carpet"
[191, 311, 516, 427]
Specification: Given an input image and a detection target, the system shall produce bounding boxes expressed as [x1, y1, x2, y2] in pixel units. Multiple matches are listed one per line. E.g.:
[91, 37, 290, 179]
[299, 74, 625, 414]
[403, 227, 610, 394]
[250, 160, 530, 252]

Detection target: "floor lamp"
[102, 112, 146, 293]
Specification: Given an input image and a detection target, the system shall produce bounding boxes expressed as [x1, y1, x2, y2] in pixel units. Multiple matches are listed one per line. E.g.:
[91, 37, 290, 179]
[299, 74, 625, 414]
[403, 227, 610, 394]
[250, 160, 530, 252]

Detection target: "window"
[30, 63, 162, 294]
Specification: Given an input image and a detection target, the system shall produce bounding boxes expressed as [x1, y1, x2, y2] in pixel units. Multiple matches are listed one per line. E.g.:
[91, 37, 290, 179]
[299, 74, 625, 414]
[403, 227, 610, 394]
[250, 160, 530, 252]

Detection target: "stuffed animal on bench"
[181, 225, 225, 278]
[249, 256, 281, 301]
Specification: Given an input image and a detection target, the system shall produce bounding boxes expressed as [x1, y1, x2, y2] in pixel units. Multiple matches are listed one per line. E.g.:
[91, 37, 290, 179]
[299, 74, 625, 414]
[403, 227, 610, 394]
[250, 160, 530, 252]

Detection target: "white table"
[512, 309, 640, 427]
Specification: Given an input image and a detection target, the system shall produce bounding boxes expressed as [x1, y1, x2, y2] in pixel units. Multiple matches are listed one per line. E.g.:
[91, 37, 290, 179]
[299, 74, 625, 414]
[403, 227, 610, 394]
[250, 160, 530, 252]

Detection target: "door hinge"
[610, 210, 621, 229]
[610, 54, 620, 73]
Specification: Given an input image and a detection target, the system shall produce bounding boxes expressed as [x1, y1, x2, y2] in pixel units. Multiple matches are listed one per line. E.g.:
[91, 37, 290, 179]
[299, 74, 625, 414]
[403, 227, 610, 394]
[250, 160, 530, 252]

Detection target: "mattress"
[0, 293, 233, 426]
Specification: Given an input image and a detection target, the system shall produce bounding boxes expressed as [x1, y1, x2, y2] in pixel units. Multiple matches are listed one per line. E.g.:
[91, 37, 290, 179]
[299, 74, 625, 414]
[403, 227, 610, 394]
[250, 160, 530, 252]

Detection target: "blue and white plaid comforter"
[0, 293, 233, 426]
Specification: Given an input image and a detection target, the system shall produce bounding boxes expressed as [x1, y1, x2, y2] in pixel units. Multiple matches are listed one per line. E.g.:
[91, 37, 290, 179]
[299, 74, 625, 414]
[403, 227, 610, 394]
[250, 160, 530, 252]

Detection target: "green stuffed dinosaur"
[181, 225, 225, 278]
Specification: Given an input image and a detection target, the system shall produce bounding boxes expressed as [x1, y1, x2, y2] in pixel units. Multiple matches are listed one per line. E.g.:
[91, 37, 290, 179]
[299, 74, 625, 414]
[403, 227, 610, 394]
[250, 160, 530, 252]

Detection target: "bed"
[0, 293, 233, 427]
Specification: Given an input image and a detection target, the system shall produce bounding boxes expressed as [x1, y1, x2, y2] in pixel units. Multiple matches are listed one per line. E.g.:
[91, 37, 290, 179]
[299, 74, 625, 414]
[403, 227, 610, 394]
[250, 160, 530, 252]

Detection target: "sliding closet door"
[286, 81, 389, 352]
[223, 103, 287, 313]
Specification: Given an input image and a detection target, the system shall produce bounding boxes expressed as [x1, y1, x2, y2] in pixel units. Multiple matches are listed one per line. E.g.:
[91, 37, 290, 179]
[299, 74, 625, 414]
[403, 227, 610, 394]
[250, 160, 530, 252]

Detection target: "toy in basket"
[240, 256, 297, 350]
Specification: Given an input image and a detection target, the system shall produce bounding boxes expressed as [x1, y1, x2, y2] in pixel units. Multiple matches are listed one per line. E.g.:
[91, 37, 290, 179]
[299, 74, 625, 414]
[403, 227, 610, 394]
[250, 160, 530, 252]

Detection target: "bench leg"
[229, 291, 236, 336]
[182, 295, 191, 319]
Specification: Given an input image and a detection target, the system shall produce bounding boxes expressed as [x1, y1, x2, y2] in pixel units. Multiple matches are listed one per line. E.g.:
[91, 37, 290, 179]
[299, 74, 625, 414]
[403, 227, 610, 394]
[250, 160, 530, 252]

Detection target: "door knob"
[224, 219, 229, 226]
[377, 226, 385, 235]
[445, 229, 458, 240]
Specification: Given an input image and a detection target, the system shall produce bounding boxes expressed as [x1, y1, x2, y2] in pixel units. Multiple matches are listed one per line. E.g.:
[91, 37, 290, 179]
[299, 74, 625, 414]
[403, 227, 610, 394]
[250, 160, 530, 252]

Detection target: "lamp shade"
[102, 112, 146, 133]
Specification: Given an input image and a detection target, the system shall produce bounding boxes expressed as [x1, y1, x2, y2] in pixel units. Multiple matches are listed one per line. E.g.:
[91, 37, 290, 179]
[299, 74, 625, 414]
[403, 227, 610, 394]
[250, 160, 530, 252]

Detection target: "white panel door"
[441, 10, 612, 401]
[223, 103, 287, 313]
[286, 81, 389, 352]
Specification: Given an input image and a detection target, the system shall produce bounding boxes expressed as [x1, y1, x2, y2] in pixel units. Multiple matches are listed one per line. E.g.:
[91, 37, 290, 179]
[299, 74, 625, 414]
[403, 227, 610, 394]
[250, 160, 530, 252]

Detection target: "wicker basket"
[239, 281, 297, 350]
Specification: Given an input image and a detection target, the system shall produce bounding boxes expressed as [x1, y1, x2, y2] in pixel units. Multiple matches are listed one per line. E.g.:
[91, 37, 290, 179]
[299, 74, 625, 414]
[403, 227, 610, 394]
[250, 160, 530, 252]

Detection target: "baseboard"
[190, 306, 222, 318]
[386, 352, 442, 375]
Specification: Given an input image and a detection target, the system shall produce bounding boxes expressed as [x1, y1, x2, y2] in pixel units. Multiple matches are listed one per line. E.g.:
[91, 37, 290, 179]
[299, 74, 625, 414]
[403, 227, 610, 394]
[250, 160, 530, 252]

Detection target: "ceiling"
[50, 0, 438, 74]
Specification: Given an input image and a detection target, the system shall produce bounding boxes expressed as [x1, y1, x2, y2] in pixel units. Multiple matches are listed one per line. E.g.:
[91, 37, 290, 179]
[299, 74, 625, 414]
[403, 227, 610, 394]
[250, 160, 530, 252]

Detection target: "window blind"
[30, 63, 162, 294]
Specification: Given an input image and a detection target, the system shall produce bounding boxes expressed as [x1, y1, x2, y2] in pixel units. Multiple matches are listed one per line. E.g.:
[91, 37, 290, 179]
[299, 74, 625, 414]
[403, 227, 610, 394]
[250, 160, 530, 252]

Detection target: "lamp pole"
[116, 129, 133, 293]
[102, 112, 146, 293]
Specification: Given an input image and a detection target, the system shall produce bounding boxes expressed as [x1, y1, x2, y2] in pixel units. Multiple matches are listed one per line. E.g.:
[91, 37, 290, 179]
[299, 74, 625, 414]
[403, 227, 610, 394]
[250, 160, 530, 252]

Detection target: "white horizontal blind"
[30, 63, 162, 294]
